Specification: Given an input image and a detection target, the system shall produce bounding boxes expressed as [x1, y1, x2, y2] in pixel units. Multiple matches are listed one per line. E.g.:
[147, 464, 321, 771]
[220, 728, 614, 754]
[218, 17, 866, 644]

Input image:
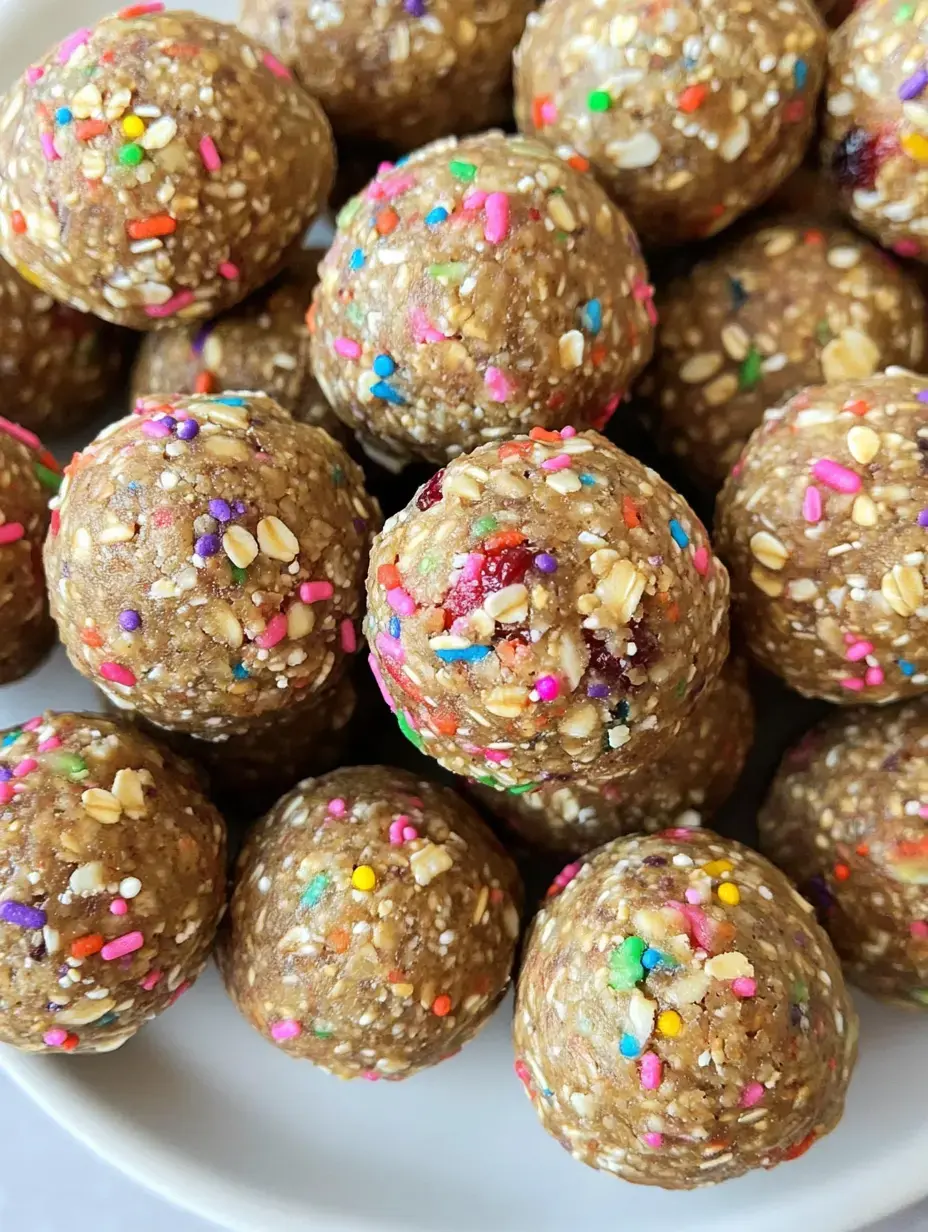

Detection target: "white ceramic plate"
[1, 2, 928, 1229]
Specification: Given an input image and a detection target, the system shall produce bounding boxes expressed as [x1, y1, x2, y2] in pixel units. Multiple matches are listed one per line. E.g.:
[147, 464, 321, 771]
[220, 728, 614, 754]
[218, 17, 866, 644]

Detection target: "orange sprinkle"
[483, 530, 526, 552]
[10, 210, 26, 235]
[783, 1132, 817, 1162]
[590, 343, 608, 367]
[498, 440, 532, 460]
[377, 562, 402, 589]
[855, 843, 870, 857]
[127, 214, 177, 240]
[531, 95, 552, 128]
[376, 207, 399, 236]
[529, 426, 562, 442]
[71, 933, 104, 959]
[803, 229, 825, 246]
[194, 370, 216, 394]
[489, 887, 505, 904]
[844, 399, 870, 416]
[432, 994, 452, 1017]
[387, 968, 406, 983]
[496, 639, 528, 669]
[567, 154, 590, 173]
[60, 1033, 80, 1052]
[163, 41, 200, 57]
[75, 119, 107, 141]
[305, 301, 317, 334]
[834, 862, 851, 881]
[327, 928, 350, 953]
[677, 84, 708, 113]
[80, 627, 104, 649]
[431, 710, 458, 736]
[622, 495, 641, 528]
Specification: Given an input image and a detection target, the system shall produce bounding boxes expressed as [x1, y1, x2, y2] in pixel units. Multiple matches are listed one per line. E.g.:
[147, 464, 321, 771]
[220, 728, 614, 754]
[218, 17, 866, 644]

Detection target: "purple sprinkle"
[0, 900, 47, 930]
[191, 326, 212, 357]
[918, 390, 928, 404]
[160, 415, 177, 431]
[177, 418, 199, 440]
[195, 534, 221, 557]
[353, 517, 367, 535]
[919, 510, 928, 527]
[0, 767, 11, 782]
[899, 66, 928, 100]
[118, 609, 142, 632]
[233, 500, 246, 516]
[587, 683, 610, 698]
[404, 0, 426, 13]
[534, 552, 557, 573]
[208, 498, 232, 522]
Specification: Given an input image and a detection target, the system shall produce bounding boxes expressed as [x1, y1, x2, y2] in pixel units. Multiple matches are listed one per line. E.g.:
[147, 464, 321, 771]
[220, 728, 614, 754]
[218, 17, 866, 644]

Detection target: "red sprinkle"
[99, 662, 137, 687]
[677, 84, 708, 113]
[10, 211, 26, 235]
[119, 2, 165, 15]
[0, 523, 24, 545]
[127, 214, 176, 240]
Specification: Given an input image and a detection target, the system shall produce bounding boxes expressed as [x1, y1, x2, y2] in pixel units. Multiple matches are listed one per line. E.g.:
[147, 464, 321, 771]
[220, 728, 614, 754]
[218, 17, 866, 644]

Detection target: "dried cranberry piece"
[831, 127, 896, 192]
[582, 618, 659, 692]
[416, 468, 445, 511]
[443, 544, 534, 621]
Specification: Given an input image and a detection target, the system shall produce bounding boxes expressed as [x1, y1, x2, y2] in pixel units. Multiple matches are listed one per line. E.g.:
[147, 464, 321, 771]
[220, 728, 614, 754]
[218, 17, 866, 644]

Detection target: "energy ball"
[0, 7, 334, 330]
[239, 0, 534, 150]
[473, 657, 754, 854]
[760, 701, 928, 1007]
[514, 829, 858, 1188]
[514, 0, 826, 247]
[131, 254, 347, 445]
[0, 418, 60, 684]
[0, 711, 226, 1054]
[643, 220, 927, 491]
[45, 392, 379, 737]
[366, 428, 729, 788]
[824, 0, 928, 262]
[310, 133, 656, 467]
[716, 369, 928, 703]
[218, 765, 522, 1078]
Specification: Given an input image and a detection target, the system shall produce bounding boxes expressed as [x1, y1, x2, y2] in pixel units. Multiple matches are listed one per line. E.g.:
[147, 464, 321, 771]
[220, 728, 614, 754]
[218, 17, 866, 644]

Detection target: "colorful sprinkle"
[484, 192, 510, 244]
[100, 931, 144, 961]
[449, 159, 477, 182]
[811, 458, 861, 494]
[270, 1019, 302, 1041]
[741, 1082, 765, 1108]
[0, 901, 46, 929]
[262, 51, 292, 79]
[802, 485, 823, 523]
[352, 865, 376, 892]
[588, 90, 612, 112]
[58, 27, 92, 64]
[99, 662, 136, 687]
[639, 1052, 662, 1090]
[0, 523, 25, 545]
[669, 519, 689, 548]
[300, 580, 334, 603]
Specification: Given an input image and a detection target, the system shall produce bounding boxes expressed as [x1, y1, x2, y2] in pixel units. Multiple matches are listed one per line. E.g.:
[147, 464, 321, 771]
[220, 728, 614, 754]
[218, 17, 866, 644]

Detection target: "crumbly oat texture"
[760, 701, 928, 1007]
[716, 369, 928, 704]
[310, 133, 656, 467]
[823, 0, 928, 262]
[0, 7, 334, 330]
[130, 253, 347, 445]
[366, 428, 729, 788]
[45, 391, 379, 737]
[643, 219, 926, 491]
[513, 829, 858, 1188]
[239, 0, 534, 150]
[218, 765, 522, 1078]
[473, 657, 753, 854]
[513, 0, 826, 247]
[0, 419, 59, 684]
[0, 710, 226, 1054]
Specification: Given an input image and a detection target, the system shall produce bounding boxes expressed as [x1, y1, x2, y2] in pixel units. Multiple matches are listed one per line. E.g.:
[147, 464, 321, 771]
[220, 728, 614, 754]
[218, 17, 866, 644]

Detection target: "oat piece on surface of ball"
[716, 369, 928, 704]
[513, 0, 826, 247]
[473, 657, 754, 855]
[643, 219, 926, 491]
[514, 829, 858, 1188]
[366, 428, 729, 788]
[760, 700, 928, 1007]
[218, 765, 522, 1079]
[824, 0, 928, 262]
[131, 253, 347, 445]
[310, 132, 656, 467]
[44, 392, 379, 737]
[239, 0, 534, 151]
[0, 7, 334, 330]
[0, 711, 226, 1054]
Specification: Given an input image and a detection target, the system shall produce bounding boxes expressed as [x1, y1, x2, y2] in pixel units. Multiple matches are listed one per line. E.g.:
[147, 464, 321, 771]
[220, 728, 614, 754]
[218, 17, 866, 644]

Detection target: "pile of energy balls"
[0, 0, 924, 1193]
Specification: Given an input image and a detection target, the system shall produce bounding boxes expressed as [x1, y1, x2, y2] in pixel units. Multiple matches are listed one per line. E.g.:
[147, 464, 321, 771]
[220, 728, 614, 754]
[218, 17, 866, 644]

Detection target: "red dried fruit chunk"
[416, 468, 445, 511]
[443, 544, 534, 621]
[831, 126, 897, 192]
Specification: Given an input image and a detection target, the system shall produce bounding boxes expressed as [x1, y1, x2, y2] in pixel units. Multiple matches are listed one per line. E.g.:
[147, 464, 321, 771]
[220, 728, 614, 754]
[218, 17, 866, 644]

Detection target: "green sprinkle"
[509, 781, 540, 795]
[93, 1010, 118, 1027]
[332, 465, 344, 487]
[476, 775, 498, 788]
[118, 143, 144, 167]
[449, 159, 477, 182]
[51, 751, 88, 781]
[792, 979, 809, 1002]
[346, 302, 364, 326]
[301, 872, 329, 908]
[397, 711, 424, 751]
[588, 90, 612, 112]
[313, 1027, 334, 1039]
[1, 730, 21, 748]
[896, 1, 915, 20]
[675, 678, 687, 698]
[231, 565, 247, 585]
[34, 463, 61, 492]
[815, 319, 832, 345]
[911, 988, 928, 1004]
[337, 195, 363, 227]
[471, 515, 498, 538]
[608, 936, 646, 991]
[428, 262, 469, 285]
[418, 554, 436, 574]
[738, 347, 762, 390]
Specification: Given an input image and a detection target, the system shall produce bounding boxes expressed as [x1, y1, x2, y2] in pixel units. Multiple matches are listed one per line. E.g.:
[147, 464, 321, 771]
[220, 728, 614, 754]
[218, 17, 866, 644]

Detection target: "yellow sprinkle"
[122, 115, 145, 139]
[717, 882, 741, 906]
[657, 1010, 682, 1037]
[902, 132, 928, 163]
[351, 865, 376, 892]
[701, 859, 733, 877]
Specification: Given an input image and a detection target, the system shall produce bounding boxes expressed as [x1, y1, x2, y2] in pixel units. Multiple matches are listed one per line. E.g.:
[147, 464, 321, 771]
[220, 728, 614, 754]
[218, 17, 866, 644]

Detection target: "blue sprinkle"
[1, 733, 19, 747]
[93, 1011, 118, 1027]
[619, 1034, 641, 1058]
[641, 948, 662, 970]
[232, 662, 250, 680]
[541, 1087, 554, 1098]
[395, 155, 410, 167]
[669, 518, 690, 548]
[579, 472, 595, 486]
[580, 298, 602, 334]
[794, 59, 808, 89]
[425, 206, 449, 227]
[348, 247, 365, 270]
[729, 276, 748, 310]
[682, 54, 698, 69]
[127, 481, 141, 493]
[899, 659, 917, 677]
[434, 645, 493, 663]
[615, 699, 630, 720]
[371, 380, 407, 406]
[373, 353, 396, 378]
[389, 616, 401, 638]
[212, 396, 246, 407]
[55, 107, 73, 125]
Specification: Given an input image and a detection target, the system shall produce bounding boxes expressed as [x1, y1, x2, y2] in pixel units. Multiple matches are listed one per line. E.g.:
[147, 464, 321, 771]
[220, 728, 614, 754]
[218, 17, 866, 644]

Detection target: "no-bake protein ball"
[366, 428, 729, 788]
[716, 369, 928, 704]
[643, 220, 926, 491]
[218, 765, 522, 1078]
[310, 133, 657, 466]
[474, 657, 753, 854]
[824, 0, 928, 262]
[514, 829, 858, 1188]
[0, 711, 226, 1054]
[239, 0, 535, 150]
[760, 701, 928, 1007]
[514, 0, 827, 247]
[0, 7, 335, 330]
[45, 392, 379, 737]
[130, 254, 347, 444]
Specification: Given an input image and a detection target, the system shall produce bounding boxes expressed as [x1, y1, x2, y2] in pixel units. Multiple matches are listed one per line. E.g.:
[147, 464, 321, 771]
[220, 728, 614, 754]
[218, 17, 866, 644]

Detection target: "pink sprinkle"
[540, 98, 558, 124]
[462, 190, 488, 211]
[910, 920, 928, 938]
[263, 51, 292, 79]
[25, 66, 44, 85]
[484, 192, 510, 244]
[0, 523, 24, 545]
[484, 749, 508, 764]
[811, 458, 861, 494]
[0, 784, 13, 806]
[300, 580, 334, 603]
[681, 904, 715, 952]
[535, 675, 560, 701]
[368, 653, 396, 712]
[372, 172, 415, 202]
[141, 418, 172, 438]
[36, 736, 61, 753]
[389, 816, 419, 845]
[461, 553, 485, 581]
[334, 336, 362, 359]
[484, 366, 514, 403]
[218, 261, 240, 280]
[340, 618, 357, 653]
[641, 1132, 663, 1149]
[865, 665, 884, 687]
[145, 290, 195, 319]
[12, 758, 36, 778]
[846, 640, 874, 662]
[894, 238, 921, 257]
[386, 586, 416, 616]
[126, 1, 166, 12]
[100, 662, 137, 688]
[841, 677, 866, 692]
[560, 425, 577, 439]
[640, 1052, 662, 1090]
[802, 485, 823, 523]
[692, 545, 710, 577]
[167, 979, 191, 1006]
[375, 631, 404, 663]
[58, 27, 92, 64]
[255, 612, 287, 649]
[684, 886, 704, 904]
[199, 135, 222, 172]
[110, 898, 128, 916]
[541, 453, 572, 471]
[139, 970, 162, 991]
[410, 306, 448, 344]
[40, 133, 60, 162]
[43, 1028, 68, 1047]
[554, 861, 580, 888]
[632, 276, 659, 326]
[327, 797, 347, 817]
[732, 977, 757, 998]
[21, 717, 41, 732]
[0, 417, 41, 451]
[741, 1082, 765, 1108]
[920, 805, 928, 819]
[270, 1019, 302, 1042]
[361, 1070, 381, 1081]
[101, 931, 144, 961]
